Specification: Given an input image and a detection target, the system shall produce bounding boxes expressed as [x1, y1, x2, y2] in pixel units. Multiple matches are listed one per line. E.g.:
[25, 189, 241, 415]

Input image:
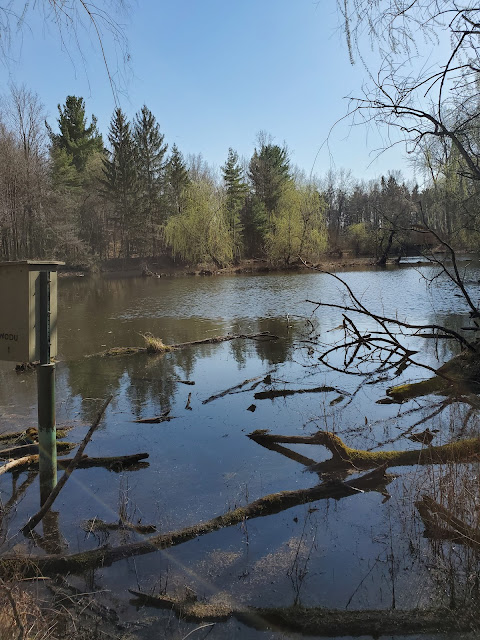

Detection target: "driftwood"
[0, 453, 149, 476]
[0, 465, 390, 577]
[254, 385, 340, 400]
[22, 396, 112, 534]
[90, 332, 279, 358]
[248, 429, 480, 472]
[129, 590, 479, 636]
[133, 410, 174, 424]
[0, 442, 75, 460]
[202, 374, 267, 405]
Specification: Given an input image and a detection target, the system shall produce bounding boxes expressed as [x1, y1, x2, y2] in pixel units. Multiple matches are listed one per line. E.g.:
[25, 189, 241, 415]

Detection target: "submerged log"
[416, 494, 480, 549]
[0, 465, 389, 577]
[83, 518, 156, 534]
[249, 429, 480, 472]
[202, 374, 265, 405]
[254, 385, 339, 400]
[90, 332, 279, 358]
[129, 591, 479, 636]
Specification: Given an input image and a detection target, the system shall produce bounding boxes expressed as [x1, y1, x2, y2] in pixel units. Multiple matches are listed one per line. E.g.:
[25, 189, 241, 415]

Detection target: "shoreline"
[58, 254, 437, 279]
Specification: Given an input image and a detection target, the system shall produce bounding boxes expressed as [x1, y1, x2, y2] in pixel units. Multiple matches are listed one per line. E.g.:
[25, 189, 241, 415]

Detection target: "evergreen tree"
[165, 144, 190, 214]
[133, 105, 168, 254]
[47, 96, 103, 173]
[248, 139, 291, 218]
[222, 148, 248, 259]
[102, 108, 138, 258]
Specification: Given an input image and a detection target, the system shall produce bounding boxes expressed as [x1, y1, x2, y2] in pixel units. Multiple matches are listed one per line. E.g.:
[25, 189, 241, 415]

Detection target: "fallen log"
[0, 442, 76, 460]
[0, 453, 149, 476]
[248, 429, 480, 472]
[128, 591, 479, 636]
[89, 332, 279, 359]
[254, 385, 339, 400]
[0, 427, 71, 443]
[0, 465, 390, 577]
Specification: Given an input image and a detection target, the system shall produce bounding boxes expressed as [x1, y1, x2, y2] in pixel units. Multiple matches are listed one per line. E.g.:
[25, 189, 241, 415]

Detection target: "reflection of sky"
[0, 268, 477, 633]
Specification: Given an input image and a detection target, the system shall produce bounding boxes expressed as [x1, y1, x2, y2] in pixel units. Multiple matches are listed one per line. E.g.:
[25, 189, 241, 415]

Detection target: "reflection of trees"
[65, 351, 180, 422]
[126, 354, 178, 419]
[253, 318, 296, 365]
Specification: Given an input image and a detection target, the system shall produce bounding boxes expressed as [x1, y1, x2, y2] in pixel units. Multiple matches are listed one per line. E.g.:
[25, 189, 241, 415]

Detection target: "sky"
[0, 0, 441, 183]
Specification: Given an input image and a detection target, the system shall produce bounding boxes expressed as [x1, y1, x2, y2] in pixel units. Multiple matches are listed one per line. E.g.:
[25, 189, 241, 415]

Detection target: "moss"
[318, 431, 480, 469]
[387, 376, 446, 402]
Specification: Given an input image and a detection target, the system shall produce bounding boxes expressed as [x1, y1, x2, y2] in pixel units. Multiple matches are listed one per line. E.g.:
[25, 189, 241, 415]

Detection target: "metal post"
[37, 271, 57, 505]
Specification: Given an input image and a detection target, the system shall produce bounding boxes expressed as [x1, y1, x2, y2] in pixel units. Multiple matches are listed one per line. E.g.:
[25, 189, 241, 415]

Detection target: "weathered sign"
[0, 261, 63, 363]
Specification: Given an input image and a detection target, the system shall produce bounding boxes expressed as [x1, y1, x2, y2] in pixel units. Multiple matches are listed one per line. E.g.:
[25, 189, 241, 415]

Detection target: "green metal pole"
[38, 362, 57, 505]
[37, 271, 57, 506]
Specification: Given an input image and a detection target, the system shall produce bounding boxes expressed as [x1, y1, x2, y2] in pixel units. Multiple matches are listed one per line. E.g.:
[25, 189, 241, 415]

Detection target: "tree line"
[0, 87, 475, 268]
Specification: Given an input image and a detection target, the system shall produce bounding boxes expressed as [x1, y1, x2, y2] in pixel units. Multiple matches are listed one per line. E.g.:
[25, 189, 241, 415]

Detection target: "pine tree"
[165, 144, 190, 214]
[133, 105, 168, 254]
[222, 148, 248, 259]
[102, 108, 138, 258]
[248, 140, 291, 218]
[47, 96, 103, 173]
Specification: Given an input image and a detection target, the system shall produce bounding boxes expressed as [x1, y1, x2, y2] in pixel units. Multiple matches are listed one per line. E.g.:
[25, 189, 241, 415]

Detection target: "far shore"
[58, 252, 463, 279]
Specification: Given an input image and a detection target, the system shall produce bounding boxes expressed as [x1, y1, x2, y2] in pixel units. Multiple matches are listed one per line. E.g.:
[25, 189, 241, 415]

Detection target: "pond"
[0, 263, 479, 639]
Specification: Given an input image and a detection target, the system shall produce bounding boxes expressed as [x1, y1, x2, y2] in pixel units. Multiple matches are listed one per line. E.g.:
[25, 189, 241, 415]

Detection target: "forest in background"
[0, 87, 477, 269]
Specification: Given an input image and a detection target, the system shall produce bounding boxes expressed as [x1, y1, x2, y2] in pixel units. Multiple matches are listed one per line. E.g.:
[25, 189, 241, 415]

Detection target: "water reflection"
[1, 267, 480, 639]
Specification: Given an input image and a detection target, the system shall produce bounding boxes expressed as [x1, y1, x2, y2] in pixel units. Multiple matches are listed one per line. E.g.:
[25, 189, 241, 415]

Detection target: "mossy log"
[90, 332, 278, 358]
[386, 341, 480, 403]
[386, 377, 446, 402]
[129, 590, 479, 636]
[249, 429, 480, 472]
[0, 465, 389, 577]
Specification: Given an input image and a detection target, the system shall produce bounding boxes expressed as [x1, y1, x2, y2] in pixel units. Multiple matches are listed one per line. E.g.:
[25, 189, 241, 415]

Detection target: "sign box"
[0, 261, 63, 363]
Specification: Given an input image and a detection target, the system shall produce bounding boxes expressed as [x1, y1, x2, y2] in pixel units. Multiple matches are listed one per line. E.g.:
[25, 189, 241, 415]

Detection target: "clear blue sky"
[0, 0, 428, 182]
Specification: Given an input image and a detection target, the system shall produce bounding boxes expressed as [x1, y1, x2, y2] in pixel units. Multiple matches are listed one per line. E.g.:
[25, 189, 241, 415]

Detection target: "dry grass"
[141, 333, 173, 354]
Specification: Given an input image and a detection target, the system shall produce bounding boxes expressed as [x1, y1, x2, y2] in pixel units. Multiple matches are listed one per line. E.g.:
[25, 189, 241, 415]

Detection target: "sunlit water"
[0, 263, 479, 639]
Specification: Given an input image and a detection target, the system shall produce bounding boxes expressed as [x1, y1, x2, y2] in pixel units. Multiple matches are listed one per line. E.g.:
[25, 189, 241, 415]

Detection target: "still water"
[0, 264, 478, 639]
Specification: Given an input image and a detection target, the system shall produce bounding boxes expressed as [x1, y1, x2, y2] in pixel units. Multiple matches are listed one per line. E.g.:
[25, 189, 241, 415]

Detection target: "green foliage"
[50, 147, 81, 192]
[266, 183, 327, 264]
[222, 148, 248, 258]
[48, 96, 103, 173]
[166, 144, 190, 214]
[134, 105, 168, 254]
[102, 108, 138, 257]
[249, 139, 291, 217]
[165, 179, 233, 267]
[346, 222, 376, 256]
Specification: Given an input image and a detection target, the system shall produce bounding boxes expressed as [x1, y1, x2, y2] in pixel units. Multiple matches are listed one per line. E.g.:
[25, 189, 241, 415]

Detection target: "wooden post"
[37, 271, 57, 505]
